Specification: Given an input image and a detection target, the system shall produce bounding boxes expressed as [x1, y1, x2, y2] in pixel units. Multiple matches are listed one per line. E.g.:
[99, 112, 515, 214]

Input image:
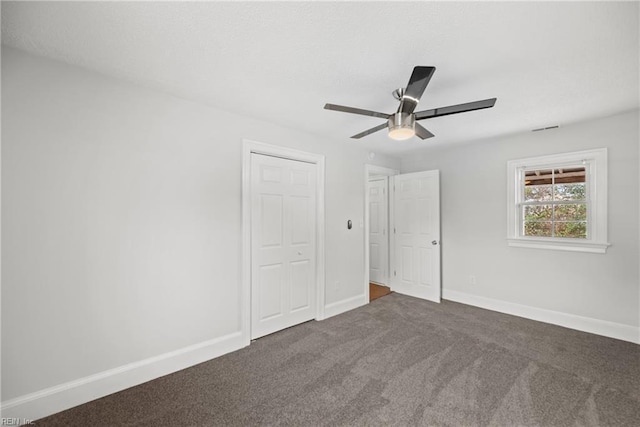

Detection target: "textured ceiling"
[2, 1, 639, 155]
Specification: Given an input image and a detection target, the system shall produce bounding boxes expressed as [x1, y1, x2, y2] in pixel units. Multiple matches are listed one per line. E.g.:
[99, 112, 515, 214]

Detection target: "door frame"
[364, 164, 399, 302]
[242, 140, 325, 346]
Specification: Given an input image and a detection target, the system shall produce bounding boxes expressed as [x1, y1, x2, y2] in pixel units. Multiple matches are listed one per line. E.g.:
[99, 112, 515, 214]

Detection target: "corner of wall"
[322, 294, 368, 320]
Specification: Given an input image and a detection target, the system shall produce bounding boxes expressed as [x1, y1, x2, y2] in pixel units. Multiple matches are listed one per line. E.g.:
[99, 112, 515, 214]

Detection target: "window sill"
[507, 238, 610, 254]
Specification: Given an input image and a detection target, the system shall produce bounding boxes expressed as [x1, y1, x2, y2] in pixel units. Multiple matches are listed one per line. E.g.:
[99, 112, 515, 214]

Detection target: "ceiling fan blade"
[399, 66, 436, 114]
[351, 123, 388, 139]
[414, 123, 435, 140]
[414, 98, 497, 121]
[324, 103, 390, 119]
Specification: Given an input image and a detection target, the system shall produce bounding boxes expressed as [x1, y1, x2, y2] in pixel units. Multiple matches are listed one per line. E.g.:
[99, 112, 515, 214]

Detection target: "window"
[522, 166, 587, 238]
[507, 149, 609, 253]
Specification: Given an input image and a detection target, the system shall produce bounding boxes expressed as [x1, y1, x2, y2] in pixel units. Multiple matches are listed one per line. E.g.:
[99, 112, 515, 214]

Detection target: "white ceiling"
[2, 1, 638, 155]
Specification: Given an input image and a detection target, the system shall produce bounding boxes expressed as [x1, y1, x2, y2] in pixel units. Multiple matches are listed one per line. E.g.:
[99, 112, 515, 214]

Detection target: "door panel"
[251, 154, 317, 339]
[291, 169, 309, 186]
[260, 165, 283, 183]
[418, 198, 432, 235]
[368, 178, 389, 285]
[290, 260, 311, 311]
[370, 243, 380, 272]
[392, 170, 441, 302]
[399, 199, 415, 234]
[260, 195, 283, 247]
[401, 246, 413, 282]
[258, 263, 283, 319]
[290, 196, 310, 245]
[370, 202, 379, 233]
[419, 247, 431, 286]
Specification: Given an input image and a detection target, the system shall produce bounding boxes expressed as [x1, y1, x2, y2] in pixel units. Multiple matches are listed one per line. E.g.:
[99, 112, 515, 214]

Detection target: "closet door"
[251, 153, 317, 338]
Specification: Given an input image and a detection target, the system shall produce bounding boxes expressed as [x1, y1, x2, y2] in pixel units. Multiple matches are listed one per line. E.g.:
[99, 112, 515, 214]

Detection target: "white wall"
[402, 110, 639, 335]
[1, 47, 399, 413]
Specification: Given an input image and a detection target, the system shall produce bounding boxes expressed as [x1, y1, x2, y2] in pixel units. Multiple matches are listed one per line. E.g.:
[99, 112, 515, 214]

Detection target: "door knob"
[432, 240, 438, 245]
[298, 251, 303, 255]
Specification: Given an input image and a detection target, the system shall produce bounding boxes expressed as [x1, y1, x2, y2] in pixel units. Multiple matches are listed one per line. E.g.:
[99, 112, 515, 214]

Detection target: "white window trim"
[507, 148, 610, 254]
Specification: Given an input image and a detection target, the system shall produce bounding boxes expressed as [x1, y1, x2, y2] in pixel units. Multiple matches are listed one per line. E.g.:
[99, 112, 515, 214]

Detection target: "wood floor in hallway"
[370, 283, 392, 301]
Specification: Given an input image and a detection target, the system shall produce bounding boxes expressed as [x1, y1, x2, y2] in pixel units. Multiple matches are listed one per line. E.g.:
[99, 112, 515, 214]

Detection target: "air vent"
[532, 125, 559, 132]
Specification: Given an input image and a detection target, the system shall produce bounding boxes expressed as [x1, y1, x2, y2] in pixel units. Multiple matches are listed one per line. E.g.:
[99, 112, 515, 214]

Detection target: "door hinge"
[394, 227, 396, 234]
[394, 270, 397, 276]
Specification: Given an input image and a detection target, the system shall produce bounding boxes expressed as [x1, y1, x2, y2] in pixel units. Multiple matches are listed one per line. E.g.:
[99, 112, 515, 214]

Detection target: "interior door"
[251, 153, 317, 339]
[391, 170, 441, 302]
[369, 177, 388, 286]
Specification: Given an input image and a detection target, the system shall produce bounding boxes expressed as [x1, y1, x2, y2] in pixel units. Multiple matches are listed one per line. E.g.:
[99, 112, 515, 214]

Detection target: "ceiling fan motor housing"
[388, 112, 415, 140]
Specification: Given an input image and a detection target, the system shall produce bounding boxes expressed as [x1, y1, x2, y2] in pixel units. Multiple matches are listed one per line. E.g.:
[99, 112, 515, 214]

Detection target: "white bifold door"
[250, 153, 317, 339]
[369, 178, 389, 286]
[391, 170, 441, 303]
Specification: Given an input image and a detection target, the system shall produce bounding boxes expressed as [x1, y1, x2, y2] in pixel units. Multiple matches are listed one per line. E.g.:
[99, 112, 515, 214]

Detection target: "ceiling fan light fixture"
[388, 126, 415, 140]
[388, 112, 415, 140]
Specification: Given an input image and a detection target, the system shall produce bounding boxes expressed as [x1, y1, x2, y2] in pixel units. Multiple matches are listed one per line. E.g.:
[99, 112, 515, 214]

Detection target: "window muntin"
[520, 166, 587, 239]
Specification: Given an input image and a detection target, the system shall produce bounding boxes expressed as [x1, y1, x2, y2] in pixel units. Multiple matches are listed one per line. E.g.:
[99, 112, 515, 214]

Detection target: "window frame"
[507, 148, 609, 253]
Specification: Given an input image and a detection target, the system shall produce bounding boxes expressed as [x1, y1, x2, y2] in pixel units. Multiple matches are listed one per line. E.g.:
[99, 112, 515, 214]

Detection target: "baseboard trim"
[443, 289, 639, 344]
[1, 331, 246, 422]
[322, 294, 368, 319]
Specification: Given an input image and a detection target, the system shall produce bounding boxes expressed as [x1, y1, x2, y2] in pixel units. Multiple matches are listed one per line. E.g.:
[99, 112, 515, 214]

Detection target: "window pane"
[553, 166, 586, 185]
[524, 185, 553, 202]
[524, 205, 553, 221]
[554, 183, 586, 201]
[524, 169, 553, 186]
[554, 222, 587, 239]
[524, 221, 552, 237]
[554, 204, 587, 221]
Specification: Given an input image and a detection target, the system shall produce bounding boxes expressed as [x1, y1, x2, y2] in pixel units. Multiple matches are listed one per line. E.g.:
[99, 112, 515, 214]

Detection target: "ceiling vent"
[532, 125, 559, 132]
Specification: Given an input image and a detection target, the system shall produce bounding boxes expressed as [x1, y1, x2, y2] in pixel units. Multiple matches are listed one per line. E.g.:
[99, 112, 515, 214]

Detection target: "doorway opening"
[370, 282, 392, 301]
[364, 165, 398, 302]
[364, 165, 442, 304]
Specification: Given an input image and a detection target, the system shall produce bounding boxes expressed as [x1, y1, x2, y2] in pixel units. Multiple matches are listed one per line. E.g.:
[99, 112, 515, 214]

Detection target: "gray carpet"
[38, 293, 640, 426]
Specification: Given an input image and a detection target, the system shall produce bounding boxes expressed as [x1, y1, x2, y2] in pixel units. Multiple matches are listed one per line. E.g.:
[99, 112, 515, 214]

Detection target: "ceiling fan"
[324, 66, 496, 141]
